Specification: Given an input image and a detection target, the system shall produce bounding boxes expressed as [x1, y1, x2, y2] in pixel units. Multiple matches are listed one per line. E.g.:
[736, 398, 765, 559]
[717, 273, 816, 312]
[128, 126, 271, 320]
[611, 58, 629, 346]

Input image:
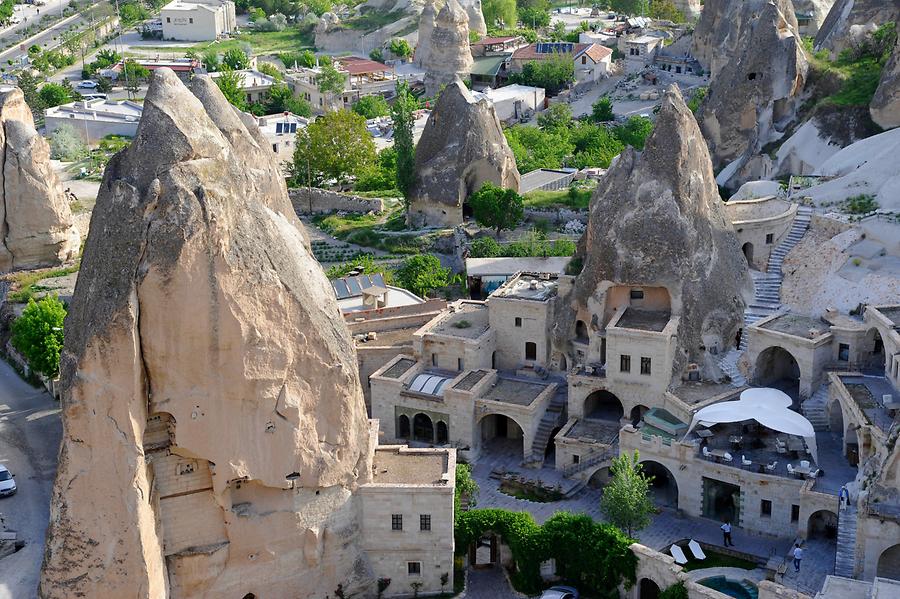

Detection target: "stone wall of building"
[288, 187, 384, 214]
[725, 197, 797, 271]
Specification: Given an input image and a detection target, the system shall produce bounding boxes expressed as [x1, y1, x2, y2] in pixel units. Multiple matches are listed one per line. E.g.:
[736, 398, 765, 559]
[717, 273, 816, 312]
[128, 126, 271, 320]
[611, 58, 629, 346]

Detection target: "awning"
[688, 388, 818, 462]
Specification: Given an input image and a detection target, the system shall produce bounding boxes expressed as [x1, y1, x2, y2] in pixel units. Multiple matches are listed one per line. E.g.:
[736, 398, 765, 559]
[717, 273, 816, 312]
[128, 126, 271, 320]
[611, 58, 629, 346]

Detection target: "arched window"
[398, 414, 410, 438]
[436, 421, 449, 444]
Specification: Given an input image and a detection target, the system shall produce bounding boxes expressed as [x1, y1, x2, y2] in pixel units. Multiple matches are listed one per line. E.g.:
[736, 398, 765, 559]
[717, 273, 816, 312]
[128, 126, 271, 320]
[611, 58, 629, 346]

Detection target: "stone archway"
[753, 345, 802, 396]
[807, 510, 838, 539]
[638, 578, 661, 599]
[436, 420, 449, 444]
[641, 460, 679, 509]
[479, 413, 525, 458]
[584, 390, 624, 421]
[828, 398, 844, 435]
[398, 414, 411, 438]
[877, 543, 900, 579]
[587, 466, 610, 490]
[863, 328, 885, 372]
[575, 319, 589, 342]
[742, 242, 754, 266]
[630, 404, 650, 426]
[413, 413, 434, 443]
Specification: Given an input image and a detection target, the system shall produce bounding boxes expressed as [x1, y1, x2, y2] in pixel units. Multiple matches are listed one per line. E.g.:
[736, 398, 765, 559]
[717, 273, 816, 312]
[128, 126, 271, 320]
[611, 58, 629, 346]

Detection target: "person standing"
[840, 485, 850, 512]
[721, 521, 734, 547]
[792, 543, 803, 572]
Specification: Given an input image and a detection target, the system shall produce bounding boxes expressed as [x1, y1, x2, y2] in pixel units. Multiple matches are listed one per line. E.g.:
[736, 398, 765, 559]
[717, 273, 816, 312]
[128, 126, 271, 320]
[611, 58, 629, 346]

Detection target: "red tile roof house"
[509, 42, 613, 85]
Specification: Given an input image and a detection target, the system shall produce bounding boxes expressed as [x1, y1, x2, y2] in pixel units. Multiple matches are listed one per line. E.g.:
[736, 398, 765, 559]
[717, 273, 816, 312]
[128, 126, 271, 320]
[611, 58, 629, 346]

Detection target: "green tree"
[369, 47, 384, 62]
[315, 60, 346, 109]
[569, 123, 624, 168]
[391, 80, 417, 206]
[518, 7, 549, 29]
[265, 84, 310, 116]
[454, 463, 479, 516]
[202, 50, 221, 72]
[687, 86, 707, 113]
[214, 68, 247, 110]
[37, 83, 72, 109]
[394, 254, 450, 298]
[0, 0, 14, 25]
[591, 96, 614, 122]
[352, 94, 389, 119]
[388, 38, 412, 59]
[649, 0, 684, 22]
[610, 0, 649, 16]
[355, 147, 397, 192]
[504, 125, 573, 172]
[16, 71, 44, 114]
[12, 295, 67, 378]
[48, 124, 88, 161]
[122, 60, 150, 99]
[550, 20, 566, 41]
[510, 53, 574, 94]
[257, 61, 284, 82]
[537, 102, 572, 131]
[468, 236, 501, 257]
[222, 47, 250, 70]
[468, 183, 524, 238]
[483, 0, 516, 28]
[280, 49, 317, 68]
[612, 115, 653, 149]
[600, 451, 654, 537]
[291, 109, 376, 186]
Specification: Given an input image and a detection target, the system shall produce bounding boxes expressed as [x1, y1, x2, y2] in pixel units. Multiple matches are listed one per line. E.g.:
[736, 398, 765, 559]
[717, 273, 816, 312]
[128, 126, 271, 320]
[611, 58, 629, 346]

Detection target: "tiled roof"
[511, 42, 610, 63]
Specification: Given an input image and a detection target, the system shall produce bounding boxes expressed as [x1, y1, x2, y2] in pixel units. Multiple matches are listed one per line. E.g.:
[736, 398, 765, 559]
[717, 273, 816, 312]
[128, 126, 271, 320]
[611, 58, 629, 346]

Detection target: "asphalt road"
[0, 361, 61, 599]
[0, 9, 87, 63]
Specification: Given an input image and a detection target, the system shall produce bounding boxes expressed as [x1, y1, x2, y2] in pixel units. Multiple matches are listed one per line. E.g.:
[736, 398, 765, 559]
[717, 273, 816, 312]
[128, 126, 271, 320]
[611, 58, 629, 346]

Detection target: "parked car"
[78, 80, 98, 89]
[0, 464, 16, 497]
[81, 93, 107, 101]
[540, 586, 579, 599]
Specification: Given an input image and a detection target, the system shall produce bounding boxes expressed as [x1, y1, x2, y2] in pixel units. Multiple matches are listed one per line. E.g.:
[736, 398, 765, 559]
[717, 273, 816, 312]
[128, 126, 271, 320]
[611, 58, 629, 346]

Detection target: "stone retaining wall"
[288, 188, 384, 214]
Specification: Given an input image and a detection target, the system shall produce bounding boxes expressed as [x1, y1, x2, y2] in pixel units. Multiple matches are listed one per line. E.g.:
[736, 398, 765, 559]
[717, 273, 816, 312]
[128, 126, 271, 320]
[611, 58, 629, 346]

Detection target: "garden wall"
[288, 188, 384, 215]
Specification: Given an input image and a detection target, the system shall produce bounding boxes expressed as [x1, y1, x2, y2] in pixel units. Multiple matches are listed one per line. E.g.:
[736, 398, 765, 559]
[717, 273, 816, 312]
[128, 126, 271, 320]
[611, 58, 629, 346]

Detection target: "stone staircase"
[561, 441, 619, 478]
[801, 383, 830, 431]
[767, 206, 813, 279]
[527, 387, 568, 465]
[835, 506, 858, 578]
[718, 348, 748, 387]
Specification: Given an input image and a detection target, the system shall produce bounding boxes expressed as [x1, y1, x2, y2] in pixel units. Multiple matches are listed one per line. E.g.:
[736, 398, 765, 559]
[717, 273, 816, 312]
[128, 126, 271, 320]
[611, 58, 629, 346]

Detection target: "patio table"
[696, 429, 713, 439]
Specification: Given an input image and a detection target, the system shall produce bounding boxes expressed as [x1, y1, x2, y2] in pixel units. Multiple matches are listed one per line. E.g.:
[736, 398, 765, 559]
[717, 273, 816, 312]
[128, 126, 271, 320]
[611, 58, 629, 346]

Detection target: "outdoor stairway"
[526, 387, 568, 465]
[801, 384, 830, 431]
[718, 348, 747, 388]
[767, 206, 813, 279]
[835, 506, 859, 578]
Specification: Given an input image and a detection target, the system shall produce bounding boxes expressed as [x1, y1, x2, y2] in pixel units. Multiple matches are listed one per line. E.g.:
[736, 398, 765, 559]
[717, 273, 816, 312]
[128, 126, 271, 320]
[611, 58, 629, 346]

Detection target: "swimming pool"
[698, 575, 759, 599]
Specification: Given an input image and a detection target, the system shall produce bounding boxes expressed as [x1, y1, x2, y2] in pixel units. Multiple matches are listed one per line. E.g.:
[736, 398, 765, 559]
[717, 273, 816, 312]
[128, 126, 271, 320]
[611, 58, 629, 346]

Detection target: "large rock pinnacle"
[422, 0, 474, 97]
[40, 69, 372, 598]
[0, 86, 78, 271]
[554, 86, 751, 383]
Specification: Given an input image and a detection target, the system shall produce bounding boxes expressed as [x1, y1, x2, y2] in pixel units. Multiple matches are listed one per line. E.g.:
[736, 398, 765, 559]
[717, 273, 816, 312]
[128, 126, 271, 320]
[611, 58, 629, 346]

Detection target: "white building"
[44, 99, 143, 143]
[255, 112, 308, 170]
[476, 84, 545, 123]
[209, 68, 278, 105]
[160, 0, 236, 41]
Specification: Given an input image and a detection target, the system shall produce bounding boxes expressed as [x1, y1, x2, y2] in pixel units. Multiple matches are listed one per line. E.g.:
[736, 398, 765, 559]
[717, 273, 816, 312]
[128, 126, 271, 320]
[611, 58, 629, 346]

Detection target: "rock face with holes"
[422, 0, 473, 97]
[0, 86, 78, 271]
[693, 0, 808, 189]
[39, 69, 373, 598]
[407, 79, 519, 228]
[871, 33, 900, 130]
[553, 86, 751, 383]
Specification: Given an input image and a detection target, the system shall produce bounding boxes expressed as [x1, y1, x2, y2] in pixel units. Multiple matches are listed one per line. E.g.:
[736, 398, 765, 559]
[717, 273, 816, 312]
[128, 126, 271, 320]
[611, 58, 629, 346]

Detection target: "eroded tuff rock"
[414, 0, 438, 67]
[0, 86, 78, 271]
[815, 0, 899, 55]
[40, 69, 372, 598]
[423, 0, 473, 97]
[694, 0, 808, 189]
[408, 79, 519, 227]
[553, 86, 751, 382]
[871, 32, 900, 130]
[461, 0, 487, 36]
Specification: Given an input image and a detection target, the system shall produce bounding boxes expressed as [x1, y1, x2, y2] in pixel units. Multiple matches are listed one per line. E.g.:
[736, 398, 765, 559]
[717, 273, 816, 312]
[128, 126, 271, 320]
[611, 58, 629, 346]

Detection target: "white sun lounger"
[670, 544, 688, 565]
[688, 539, 707, 560]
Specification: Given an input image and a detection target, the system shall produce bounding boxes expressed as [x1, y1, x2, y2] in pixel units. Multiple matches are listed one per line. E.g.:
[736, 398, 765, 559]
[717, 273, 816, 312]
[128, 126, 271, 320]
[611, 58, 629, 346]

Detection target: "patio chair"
[766, 461, 777, 472]
[702, 446, 712, 459]
[723, 452, 733, 463]
[808, 469, 820, 479]
[787, 464, 796, 476]
[742, 455, 753, 467]
[670, 544, 688, 565]
[688, 540, 707, 560]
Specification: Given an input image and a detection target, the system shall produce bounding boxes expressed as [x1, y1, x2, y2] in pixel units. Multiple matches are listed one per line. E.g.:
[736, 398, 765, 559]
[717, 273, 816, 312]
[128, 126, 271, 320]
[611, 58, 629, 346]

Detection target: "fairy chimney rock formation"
[415, 0, 438, 67]
[693, 0, 808, 189]
[40, 69, 372, 598]
[407, 79, 520, 228]
[461, 0, 487, 36]
[423, 0, 473, 97]
[0, 86, 78, 271]
[871, 33, 900, 130]
[557, 85, 751, 382]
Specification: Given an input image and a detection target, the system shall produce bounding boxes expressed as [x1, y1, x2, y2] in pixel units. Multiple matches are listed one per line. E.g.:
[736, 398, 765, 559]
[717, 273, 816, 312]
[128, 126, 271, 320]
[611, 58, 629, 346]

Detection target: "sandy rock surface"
[422, 0, 473, 97]
[815, 0, 899, 55]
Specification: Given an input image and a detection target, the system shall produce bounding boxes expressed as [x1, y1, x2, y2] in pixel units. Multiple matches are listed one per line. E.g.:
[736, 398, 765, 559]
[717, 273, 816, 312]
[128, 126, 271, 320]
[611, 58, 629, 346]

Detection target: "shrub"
[48, 124, 88, 161]
[394, 254, 451, 298]
[352, 94, 390, 119]
[841, 194, 878, 214]
[11, 295, 67, 378]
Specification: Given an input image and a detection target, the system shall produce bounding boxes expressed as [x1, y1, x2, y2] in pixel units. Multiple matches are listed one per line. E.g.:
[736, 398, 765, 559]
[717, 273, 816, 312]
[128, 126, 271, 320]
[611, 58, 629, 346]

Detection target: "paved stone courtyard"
[468, 447, 836, 597]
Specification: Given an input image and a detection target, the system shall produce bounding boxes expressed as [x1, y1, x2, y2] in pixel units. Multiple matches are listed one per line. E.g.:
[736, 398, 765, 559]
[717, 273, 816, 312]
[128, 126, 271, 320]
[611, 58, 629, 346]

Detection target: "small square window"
[630, 289, 644, 300]
[761, 499, 772, 517]
[620, 355, 631, 373]
[640, 357, 651, 375]
[431, 354, 437, 367]
[392, 514, 403, 531]
[458, 358, 464, 371]
[420, 514, 431, 531]
[408, 562, 421, 575]
[188, 17, 193, 23]
[573, 454, 580, 464]
[166, 17, 170, 22]
[765, 233, 774, 244]
[838, 343, 850, 362]
[791, 504, 800, 523]
[515, 317, 522, 327]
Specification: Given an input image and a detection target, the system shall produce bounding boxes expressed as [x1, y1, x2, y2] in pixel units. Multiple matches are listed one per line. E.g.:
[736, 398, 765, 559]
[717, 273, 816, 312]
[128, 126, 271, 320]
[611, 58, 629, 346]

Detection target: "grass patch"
[312, 207, 427, 254]
[137, 26, 314, 57]
[523, 186, 592, 210]
[680, 549, 758, 572]
[6, 265, 80, 304]
[840, 194, 879, 214]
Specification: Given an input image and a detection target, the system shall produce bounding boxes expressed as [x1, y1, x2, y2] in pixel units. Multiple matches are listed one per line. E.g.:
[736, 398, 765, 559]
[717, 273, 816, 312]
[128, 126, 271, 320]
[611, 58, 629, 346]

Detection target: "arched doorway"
[754, 346, 801, 396]
[641, 461, 679, 509]
[702, 477, 740, 523]
[398, 414, 411, 438]
[863, 328, 885, 372]
[742, 242, 754, 266]
[807, 510, 837, 539]
[587, 466, 610, 490]
[639, 578, 661, 599]
[480, 414, 524, 457]
[828, 398, 844, 435]
[413, 413, 434, 443]
[436, 420, 449, 444]
[877, 543, 900, 579]
[630, 404, 650, 426]
[544, 426, 562, 458]
[575, 320, 588, 342]
[584, 390, 624, 421]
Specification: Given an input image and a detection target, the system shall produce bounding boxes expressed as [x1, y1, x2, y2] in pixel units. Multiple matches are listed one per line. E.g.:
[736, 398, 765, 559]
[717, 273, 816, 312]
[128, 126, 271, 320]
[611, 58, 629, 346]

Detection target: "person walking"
[840, 485, 850, 512]
[792, 543, 803, 572]
[721, 521, 734, 547]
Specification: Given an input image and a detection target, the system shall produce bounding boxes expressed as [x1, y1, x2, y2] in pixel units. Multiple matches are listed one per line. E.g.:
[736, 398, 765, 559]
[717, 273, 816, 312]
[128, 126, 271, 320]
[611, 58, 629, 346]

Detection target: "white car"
[0, 464, 16, 497]
[77, 80, 98, 89]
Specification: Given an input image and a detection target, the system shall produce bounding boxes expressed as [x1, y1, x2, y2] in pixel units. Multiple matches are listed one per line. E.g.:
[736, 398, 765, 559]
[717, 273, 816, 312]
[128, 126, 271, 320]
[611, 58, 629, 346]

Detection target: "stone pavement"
[463, 567, 516, 598]
[470, 449, 835, 596]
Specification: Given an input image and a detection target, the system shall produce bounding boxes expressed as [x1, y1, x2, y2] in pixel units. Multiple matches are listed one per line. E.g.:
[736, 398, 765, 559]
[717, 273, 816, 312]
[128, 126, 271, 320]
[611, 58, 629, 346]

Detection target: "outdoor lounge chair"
[688, 540, 707, 560]
[702, 446, 712, 459]
[808, 469, 820, 479]
[766, 461, 777, 472]
[723, 452, 733, 463]
[670, 544, 688, 565]
[787, 464, 796, 476]
[742, 455, 752, 467]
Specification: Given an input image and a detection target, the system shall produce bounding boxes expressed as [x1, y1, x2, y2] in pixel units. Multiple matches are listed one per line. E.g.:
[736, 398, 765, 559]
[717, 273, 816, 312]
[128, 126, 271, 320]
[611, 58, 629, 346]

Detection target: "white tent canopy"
[688, 388, 818, 462]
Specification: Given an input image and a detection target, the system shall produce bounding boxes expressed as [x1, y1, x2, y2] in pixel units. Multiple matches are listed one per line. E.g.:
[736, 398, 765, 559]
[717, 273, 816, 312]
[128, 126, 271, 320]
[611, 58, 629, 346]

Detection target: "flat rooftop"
[372, 448, 448, 485]
[520, 168, 577, 193]
[354, 327, 415, 348]
[491, 273, 558, 301]
[564, 419, 619, 444]
[381, 357, 416, 379]
[45, 99, 143, 122]
[429, 303, 489, 339]
[614, 308, 671, 332]
[759, 313, 829, 338]
[673, 381, 742, 405]
[466, 257, 571, 277]
[838, 375, 897, 434]
[481, 376, 548, 406]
